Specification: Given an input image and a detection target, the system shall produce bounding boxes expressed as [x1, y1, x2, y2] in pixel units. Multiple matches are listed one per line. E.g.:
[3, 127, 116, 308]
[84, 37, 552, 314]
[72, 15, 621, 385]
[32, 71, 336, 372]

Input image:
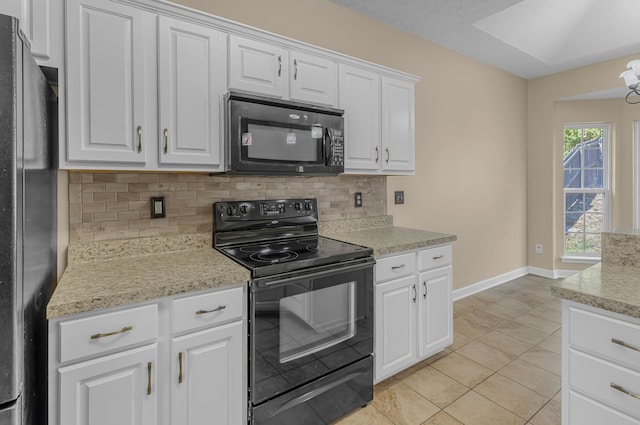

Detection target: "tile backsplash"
[69, 172, 386, 243]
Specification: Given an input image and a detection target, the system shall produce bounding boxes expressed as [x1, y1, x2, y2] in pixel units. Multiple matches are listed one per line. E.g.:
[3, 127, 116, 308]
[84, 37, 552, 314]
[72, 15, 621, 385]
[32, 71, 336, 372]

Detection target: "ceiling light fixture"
[620, 60, 640, 104]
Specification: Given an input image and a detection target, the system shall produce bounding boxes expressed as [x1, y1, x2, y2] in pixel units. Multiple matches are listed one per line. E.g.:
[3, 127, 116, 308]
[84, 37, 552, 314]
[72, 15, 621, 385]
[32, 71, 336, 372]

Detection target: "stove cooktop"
[219, 235, 372, 277]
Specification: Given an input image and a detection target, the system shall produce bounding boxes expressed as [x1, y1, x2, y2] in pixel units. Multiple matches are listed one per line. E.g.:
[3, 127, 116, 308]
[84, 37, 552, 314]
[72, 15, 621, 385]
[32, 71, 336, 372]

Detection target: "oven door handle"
[253, 258, 375, 289]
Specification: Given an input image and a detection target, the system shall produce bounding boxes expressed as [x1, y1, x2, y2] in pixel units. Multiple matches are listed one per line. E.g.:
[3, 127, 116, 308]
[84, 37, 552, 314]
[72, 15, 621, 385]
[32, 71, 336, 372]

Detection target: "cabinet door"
[171, 321, 244, 425]
[228, 35, 288, 98]
[418, 266, 453, 359]
[374, 275, 417, 382]
[66, 0, 156, 164]
[381, 77, 415, 173]
[289, 51, 337, 106]
[59, 344, 158, 425]
[339, 64, 381, 173]
[158, 16, 226, 168]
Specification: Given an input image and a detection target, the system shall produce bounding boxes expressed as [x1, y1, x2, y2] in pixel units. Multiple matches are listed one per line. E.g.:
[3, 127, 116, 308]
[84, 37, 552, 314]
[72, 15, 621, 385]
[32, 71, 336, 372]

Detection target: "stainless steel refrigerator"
[0, 14, 57, 425]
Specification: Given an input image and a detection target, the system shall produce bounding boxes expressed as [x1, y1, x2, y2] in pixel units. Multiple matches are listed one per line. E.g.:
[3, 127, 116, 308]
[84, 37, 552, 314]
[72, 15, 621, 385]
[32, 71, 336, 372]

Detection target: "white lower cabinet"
[562, 301, 640, 424]
[49, 286, 246, 425]
[59, 344, 158, 425]
[171, 321, 243, 425]
[374, 245, 453, 383]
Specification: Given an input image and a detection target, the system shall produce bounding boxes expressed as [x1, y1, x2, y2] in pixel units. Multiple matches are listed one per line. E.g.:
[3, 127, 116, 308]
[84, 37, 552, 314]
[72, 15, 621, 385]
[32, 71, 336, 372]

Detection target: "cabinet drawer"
[569, 306, 640, 371]
[172, 286, 244, 334]
[569, 349, 640, 419]
[418, 245, 452, 271]
[375, 253, 416, 283]
[569, 390, 640, 425]
[59, 304, 158, 363]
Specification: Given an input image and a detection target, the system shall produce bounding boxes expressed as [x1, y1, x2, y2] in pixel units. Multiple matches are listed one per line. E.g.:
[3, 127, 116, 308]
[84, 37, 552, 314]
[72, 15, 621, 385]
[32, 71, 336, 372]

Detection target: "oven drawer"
[376, 253, 416, 282]
[569, 349, 640, 419]
[58, 304, 158, 363]
[569, 390, 640, 425]
[569, 306, 640, 371]
[418, 245, 452, 271]
[172, 286, 244, 334]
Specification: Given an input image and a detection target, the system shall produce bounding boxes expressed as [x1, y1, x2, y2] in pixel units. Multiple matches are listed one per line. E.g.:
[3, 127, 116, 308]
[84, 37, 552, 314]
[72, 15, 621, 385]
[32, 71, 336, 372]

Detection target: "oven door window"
[241, 119, 324, 164]
[279, 280, 355, 363]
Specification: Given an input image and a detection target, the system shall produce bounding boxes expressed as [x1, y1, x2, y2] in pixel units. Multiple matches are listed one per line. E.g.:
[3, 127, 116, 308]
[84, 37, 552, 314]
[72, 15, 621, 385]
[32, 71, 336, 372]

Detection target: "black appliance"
[224, 91, 345, 175]
[213, 199, 374, 425]
[0, 14, 58, 425]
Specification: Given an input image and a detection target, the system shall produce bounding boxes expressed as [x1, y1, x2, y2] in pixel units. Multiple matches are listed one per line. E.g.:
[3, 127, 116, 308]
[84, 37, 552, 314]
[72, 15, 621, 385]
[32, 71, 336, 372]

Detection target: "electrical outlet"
[535, 243, 543, 254]
[150, 196, 165, 219]
[354, 192, 363, 208]
[394, 191, 405, 205]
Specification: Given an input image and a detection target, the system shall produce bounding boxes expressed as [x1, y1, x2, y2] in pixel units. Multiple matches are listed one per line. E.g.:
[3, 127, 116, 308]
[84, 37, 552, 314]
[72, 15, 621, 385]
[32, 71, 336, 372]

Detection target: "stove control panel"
[215, 198, 317, 221]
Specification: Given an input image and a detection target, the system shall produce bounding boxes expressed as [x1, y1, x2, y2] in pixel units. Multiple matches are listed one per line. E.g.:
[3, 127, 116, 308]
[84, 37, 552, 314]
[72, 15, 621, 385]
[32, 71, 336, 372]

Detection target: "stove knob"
[226, 206, 237, 216]
[294, 202, 302, 211]
[239, 205, 248, 215]
[304, 202, 312, 211]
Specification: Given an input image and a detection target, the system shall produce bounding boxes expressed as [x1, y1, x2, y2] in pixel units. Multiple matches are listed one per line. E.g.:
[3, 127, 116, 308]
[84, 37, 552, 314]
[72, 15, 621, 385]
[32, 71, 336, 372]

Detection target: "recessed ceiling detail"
[328, 0, 640, 79]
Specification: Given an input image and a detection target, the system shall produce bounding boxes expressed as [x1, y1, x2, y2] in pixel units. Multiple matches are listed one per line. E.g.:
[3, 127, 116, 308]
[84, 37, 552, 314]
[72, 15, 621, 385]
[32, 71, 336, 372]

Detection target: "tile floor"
[336, 274, 562, 425]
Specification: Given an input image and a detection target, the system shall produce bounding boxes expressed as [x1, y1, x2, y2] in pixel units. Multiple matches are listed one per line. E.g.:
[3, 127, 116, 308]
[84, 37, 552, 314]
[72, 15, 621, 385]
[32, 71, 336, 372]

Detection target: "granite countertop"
[49, 217, 456, 319]
[47, 235, 249, 319]
[551, 231, 640, 319]
[322, 225, 457, 257]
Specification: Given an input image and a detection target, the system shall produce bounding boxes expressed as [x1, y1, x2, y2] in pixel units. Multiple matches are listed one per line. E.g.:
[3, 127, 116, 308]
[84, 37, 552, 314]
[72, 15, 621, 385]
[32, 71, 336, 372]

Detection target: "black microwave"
[224, 91, 344, 175]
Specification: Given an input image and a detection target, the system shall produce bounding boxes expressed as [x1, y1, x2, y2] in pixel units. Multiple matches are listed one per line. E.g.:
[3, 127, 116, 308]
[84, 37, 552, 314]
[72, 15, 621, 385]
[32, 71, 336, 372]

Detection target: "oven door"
[250, 259, 374, 407]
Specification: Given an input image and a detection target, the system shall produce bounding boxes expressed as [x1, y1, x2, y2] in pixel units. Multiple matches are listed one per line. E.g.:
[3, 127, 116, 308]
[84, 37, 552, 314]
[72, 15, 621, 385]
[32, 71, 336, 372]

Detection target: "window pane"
[566, 193, 584, 212]
[585, 234, 602, 254]
[564, 169, 581, 188]
[565, 213, 584, 232]
[583, 169, 604, 188]
[584, 213, 603, 232]
[585, 193, 603, 212]
[565, 232, 584, 253]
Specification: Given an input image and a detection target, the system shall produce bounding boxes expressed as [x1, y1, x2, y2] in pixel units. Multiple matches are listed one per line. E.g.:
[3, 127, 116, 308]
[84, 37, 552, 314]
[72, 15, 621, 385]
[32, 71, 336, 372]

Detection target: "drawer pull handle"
[611, 338, 640, 353]
[423, 281, 427, 299]
[147, 361, 152, 395]
[137, 126, 142, 153]
[375, 146, 379, 162]
[163, 128, 168, 154]
[195, 305, 226, 315]
[433, 255, 445, 260]
[412, 284, 417, 303]
[178, 352, 183, 384]
[611, 383, 640, 400]
[385, 147, 390, 164]
[90, 326, 133, 340]
[391, 264, 405, 270]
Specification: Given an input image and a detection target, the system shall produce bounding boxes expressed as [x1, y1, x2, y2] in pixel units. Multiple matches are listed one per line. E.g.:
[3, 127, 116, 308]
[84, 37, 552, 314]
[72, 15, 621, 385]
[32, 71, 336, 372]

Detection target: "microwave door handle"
[324, 127, 333, 166]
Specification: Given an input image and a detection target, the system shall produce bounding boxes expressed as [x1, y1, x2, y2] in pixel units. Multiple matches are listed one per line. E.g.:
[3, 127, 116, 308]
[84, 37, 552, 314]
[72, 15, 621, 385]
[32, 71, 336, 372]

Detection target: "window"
[563, 124, 610, 257]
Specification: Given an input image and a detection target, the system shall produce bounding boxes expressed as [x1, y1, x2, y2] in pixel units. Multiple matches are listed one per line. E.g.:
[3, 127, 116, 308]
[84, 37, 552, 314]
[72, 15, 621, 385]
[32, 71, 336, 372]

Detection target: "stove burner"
[297, 237, 318, 252]
[250, 250, 300, 264]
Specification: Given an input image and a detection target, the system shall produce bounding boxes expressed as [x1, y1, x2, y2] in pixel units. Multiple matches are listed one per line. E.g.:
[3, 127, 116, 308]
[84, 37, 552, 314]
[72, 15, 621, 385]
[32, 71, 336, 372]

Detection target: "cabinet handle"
[293, 59, 298, 80]
[385, 147, 390, 163]
[278, 55, 282, 77]
[90, 325, 133, 340]
[137, 126, 142, 153]
[433, 255, 445, 261]
[178, 352, 183, 384]
[611, 338, 640, 353]
[147, 361, 152, 395]
[423, 281, 427, 299]
[195, 305, 226, 315]
[163, 129, 168, 154]
[391, 264, 405, 271]
[412, 284, 417, 303]
[375, 146, 379, 162]
[610, 383, 640, 400]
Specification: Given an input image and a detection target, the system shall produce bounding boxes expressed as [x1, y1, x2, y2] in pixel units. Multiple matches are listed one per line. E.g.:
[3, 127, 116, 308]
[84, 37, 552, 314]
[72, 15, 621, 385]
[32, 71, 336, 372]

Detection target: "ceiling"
[328, 0, 640, 80]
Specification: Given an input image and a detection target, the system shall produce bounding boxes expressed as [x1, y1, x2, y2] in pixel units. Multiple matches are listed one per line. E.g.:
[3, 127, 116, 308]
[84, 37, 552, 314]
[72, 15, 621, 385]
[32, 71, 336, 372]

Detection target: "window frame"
[562, 123, 611, 260]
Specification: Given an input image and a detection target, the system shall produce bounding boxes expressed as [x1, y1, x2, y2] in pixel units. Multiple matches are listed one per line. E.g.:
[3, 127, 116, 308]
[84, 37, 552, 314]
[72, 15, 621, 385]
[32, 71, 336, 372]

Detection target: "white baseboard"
[452, 267, 529, 301]
[528, 266, 579, 279]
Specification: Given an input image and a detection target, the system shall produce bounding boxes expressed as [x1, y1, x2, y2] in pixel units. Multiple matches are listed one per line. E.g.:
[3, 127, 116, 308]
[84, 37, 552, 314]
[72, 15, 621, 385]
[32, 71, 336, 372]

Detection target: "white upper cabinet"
[340, 66, 416, 175]
[158, 16, 226, 168]
[339, 64, 381, 172]
[65, 0, 156, 165]
[228, 35, 289, 99]
[228, 35, 339, 106]
[1, 0, 60, 66]
[289, 50, 338, 106]
[381, 76, 415, 173]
